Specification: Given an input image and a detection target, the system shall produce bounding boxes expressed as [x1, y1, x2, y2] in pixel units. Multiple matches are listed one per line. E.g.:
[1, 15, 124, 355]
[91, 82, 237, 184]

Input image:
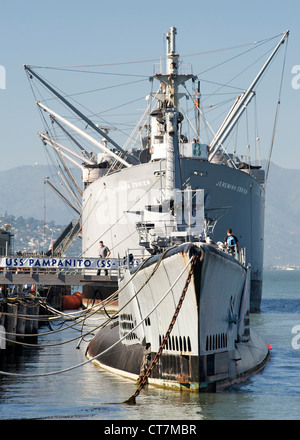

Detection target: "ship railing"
[225, 245, 246, 266]
[116, 248, 146, 275]
[239, 247, 246, 266]
[1, 265, 121, 283]
[232, 246, 246, 266]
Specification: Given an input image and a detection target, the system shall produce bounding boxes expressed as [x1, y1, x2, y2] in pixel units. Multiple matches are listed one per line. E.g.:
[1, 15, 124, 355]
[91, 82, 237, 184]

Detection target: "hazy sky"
[0, 0, 299, 172]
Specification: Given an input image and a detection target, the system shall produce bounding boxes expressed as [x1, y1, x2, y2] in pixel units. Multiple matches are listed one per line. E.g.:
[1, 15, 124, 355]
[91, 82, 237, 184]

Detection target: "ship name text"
[0, 257, 140, 270]
[216, 180, 248, 195]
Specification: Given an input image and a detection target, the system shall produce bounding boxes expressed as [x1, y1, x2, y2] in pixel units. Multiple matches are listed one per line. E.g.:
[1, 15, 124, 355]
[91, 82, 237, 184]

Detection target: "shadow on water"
[260, 298, 300, 314]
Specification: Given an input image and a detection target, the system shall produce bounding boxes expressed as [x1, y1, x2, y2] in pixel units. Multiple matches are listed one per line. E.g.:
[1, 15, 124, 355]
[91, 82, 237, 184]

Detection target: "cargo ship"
[25, 27, 288, 391]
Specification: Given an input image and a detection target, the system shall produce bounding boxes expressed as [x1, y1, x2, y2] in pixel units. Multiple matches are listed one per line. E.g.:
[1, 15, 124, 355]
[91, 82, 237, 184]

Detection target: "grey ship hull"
[86, 243, 269, 392]
[82, 157, 264, 311]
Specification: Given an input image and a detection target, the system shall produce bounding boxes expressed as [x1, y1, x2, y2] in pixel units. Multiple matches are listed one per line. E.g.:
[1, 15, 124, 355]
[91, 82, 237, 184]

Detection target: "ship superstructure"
[25, 28, 288, 310]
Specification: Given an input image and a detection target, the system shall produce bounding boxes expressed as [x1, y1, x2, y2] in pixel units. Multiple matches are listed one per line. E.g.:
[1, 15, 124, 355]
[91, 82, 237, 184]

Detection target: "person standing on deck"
[97, 241, 111, 276]
[225, 228, 240, 254]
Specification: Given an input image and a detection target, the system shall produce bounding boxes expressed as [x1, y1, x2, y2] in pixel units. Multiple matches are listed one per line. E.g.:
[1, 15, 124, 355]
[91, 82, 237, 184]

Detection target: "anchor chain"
[124, 254, 198, 404]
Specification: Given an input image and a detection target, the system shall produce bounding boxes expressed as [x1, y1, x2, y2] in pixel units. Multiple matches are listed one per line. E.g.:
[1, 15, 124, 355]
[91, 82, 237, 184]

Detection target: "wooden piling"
[6, 302, 18, 346]
[31, 301, 40, 333]
[0, 324, 5, 350]
[25, 301, 34, 334]
[24, 299, 40, 334]
[16, 303, 27, 339]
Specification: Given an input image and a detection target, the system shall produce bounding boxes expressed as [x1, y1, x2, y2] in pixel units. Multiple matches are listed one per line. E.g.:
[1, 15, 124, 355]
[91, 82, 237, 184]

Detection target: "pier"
[0, 269, 118, 288]
[0, 256, 121, 352]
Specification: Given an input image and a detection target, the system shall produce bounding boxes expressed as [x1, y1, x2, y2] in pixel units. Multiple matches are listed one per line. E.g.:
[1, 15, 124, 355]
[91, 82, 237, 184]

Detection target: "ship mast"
[152, 27, 196, 201]
[166, 26, 180, 106]
[164, 27, 180, 202]
[208, 30, 289, 161]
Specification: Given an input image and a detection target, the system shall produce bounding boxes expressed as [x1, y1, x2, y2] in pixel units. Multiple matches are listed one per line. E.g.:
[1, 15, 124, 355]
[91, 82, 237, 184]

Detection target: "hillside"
[264, 162, 300, 267]
[0, 165, 80, 225]
[0, 213, 81, 256]
[0, 163, 299, 266]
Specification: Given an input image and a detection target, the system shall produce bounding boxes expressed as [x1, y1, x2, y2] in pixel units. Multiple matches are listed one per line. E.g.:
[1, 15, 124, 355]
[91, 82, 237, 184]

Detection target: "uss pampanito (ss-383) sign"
[0, 257, 140, 270]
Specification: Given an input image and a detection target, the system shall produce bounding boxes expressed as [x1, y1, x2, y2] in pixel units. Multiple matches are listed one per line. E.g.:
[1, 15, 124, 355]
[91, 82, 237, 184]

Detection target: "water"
[1, 269, 300, 421]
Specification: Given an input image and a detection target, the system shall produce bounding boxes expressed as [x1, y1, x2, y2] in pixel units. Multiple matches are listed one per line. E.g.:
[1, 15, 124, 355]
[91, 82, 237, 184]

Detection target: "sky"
[0, 0, 299, 172]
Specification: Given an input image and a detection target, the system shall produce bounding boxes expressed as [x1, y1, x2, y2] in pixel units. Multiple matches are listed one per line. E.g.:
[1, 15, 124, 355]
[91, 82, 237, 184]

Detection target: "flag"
[48, 239, 53, 251]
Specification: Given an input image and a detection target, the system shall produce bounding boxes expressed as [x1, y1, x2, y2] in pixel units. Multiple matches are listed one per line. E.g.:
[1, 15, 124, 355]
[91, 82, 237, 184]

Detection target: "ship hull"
[86, 243, 269, 392]
[81, 280, 118, 311]
[82, 158, 265, 311]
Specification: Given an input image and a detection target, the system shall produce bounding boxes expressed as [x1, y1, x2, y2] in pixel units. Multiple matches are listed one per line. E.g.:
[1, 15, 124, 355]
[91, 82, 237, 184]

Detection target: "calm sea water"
[1, 269, 300, 421]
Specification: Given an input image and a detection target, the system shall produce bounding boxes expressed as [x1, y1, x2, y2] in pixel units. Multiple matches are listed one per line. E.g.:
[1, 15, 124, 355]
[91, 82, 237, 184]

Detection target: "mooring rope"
[0, 253, 193, 377]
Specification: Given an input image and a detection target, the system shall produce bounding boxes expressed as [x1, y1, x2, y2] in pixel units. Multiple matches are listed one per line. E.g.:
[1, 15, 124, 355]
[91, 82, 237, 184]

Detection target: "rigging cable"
[29, 34, 283, 69]
[27, 69, 147, 147]
[265, 35, 289, 188]
[197, 33, 284, 77]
